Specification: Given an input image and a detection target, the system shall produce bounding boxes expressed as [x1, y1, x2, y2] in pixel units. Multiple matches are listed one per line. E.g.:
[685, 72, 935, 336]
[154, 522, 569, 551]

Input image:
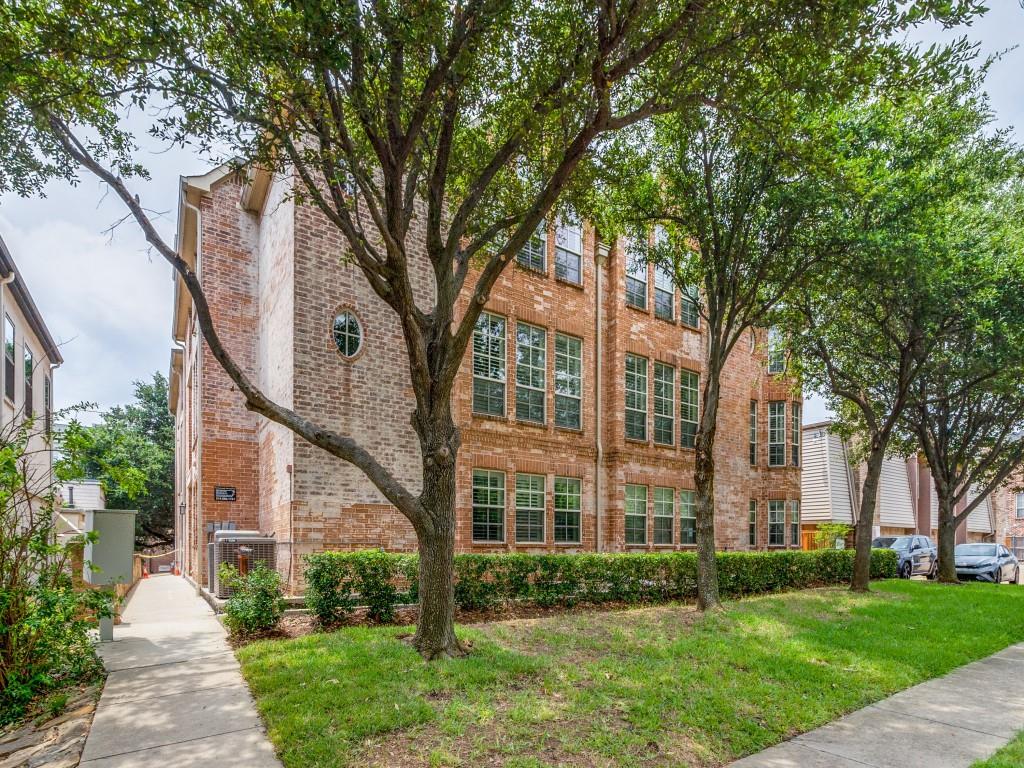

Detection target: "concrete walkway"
[731, 642, 1024, 767]
[80, 575, 281, 768]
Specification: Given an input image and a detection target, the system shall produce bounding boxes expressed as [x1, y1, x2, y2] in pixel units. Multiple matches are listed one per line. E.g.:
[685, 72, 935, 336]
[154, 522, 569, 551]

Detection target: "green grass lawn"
[236, 581, 1024, 767]
[972, 731, 1024, 768]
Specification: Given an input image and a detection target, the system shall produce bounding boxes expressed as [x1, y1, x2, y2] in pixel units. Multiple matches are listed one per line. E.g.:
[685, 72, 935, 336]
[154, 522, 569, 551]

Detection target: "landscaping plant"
[0, 415, 112, 726]
[303, 548, 897, 623]
[220, 563, 287, 636]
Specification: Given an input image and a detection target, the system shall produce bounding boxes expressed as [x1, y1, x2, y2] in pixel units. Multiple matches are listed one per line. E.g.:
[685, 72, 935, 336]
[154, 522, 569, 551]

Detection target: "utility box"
[83, 509, 137, 586]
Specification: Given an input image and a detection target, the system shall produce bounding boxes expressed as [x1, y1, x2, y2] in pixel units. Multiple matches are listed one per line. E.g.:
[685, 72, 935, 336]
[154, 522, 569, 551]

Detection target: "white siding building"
[801, 422, 995, 545]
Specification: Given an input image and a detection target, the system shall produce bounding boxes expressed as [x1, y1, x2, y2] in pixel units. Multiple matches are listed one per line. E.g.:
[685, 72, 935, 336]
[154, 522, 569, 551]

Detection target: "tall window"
[44, 376, 52, 435]
[680, 285, 700, 328]
[654, 265, 674, 321]
[625, 484, 647, 544]
[472, 469, 505, 542]
[3, 315, 13, 402]
[625, 239, 648, 309]
[472, 313, 506, 416]
[680, 369, 698, 448]
[515, 322, 546, 424]
[23, 346, 33, 419]
[653, 363, 675, 445]
[518, 219, 546, 272]
[515, 473, 545, 543]
[554, 334, 582, 430]
[791, 402, 801, 466]
[653, 487, 675, 544]
[768, 500, 785, 546]
[767, 327, 785, 374]
[625, 354, 648, 441]
[554, 477, 581, 543]
[790, 500, 801, 546]
[749, 400, 758, 465]
[555, 221, 583, 284]
[680, 489, 696, 544]
[768, 401, 786, 466]
[748, 500, 757, 547]
[1017, 492, 1024, 519]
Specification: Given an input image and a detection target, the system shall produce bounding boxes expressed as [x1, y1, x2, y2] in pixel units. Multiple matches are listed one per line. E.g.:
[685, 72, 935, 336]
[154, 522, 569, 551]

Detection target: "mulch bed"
[226, 599, 664, 647]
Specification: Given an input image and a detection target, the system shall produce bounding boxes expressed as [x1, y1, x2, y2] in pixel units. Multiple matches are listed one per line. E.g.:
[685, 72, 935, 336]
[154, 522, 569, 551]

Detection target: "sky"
[0, 4, 1022, 424]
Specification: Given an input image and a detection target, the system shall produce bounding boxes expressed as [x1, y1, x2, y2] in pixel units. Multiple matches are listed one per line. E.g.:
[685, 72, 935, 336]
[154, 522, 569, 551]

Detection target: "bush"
[1, 417, 114, 726]
[301, 548, 899, 621]
[220, 563, 286, 635]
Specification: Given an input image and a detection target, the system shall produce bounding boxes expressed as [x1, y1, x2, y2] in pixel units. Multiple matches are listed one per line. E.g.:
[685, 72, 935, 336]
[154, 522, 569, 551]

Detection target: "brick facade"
[170, 169, 802, 593]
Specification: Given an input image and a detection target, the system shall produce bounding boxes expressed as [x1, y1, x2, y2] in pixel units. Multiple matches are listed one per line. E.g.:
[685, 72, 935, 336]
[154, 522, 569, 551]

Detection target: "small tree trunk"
[935, 494, 959, 584]
[411, 406, 464, 660]
[694, 377, 721, 611]
[851, 444, 885, 592]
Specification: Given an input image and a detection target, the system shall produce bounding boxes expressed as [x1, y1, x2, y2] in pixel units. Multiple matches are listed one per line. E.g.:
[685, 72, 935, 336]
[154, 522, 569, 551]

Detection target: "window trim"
[23, 343, 33, 419]
[1016, 492, 1024, 520]
[3, 314, 14, 403]
[768, 401, 786, 467]
[514, 321, 547, 425]
[624, 238, 648, 310]
[653, 486, 675, 545]
[790, 500, 800, 547]
[624, 354, 648, 442]
[680, 286, 700, 328]
[768, 499, 785, 546]
[554, 333, 582, 430]
[767, 327, 785, 374]
[554, 220, 583, 285]
[624, 484, 648, 545]
[472, 312, 507, 417]
[748, 500, 757, 547]
[514, 472, 546, 544]
[653, 362, 675, 446]
[554, 476, 582, 544]
[791, 402, 801, 467]
[331, 308, 364, 359]
[472, 469, 506, 543]
[517, 219, 547, 273]
[680, 369, 699, 449]
[749, 400, 758, 466]
[653, 264, 674, 322]
[680, 489, 696, 545]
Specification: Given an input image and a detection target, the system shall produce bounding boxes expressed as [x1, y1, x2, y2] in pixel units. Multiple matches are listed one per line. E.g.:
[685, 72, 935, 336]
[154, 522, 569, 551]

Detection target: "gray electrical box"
[83, 509, 137, 586]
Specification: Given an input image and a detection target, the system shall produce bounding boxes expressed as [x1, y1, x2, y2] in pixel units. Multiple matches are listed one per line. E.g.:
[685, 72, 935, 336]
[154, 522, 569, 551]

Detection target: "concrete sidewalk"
[80, 575, 281, 768]
[731, 642, 1024, 767]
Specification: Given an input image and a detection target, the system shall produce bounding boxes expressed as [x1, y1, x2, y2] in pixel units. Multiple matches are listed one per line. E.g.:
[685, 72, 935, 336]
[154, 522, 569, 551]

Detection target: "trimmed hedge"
[304, 548, 898, 624]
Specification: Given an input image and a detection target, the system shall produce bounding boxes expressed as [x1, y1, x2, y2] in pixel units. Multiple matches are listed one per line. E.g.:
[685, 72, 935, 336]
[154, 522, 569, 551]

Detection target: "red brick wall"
[175, 175, 803, 593]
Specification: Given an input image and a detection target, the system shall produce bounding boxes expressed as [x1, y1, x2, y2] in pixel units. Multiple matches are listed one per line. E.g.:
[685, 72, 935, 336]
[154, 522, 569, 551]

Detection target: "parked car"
[954, 543, 1020, 584]
[872, 535, 937, 579]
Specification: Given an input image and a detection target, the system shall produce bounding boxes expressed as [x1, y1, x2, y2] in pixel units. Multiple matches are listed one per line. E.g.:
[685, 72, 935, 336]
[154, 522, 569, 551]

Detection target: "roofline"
[802, 420, 833, 431]
[0, 234, 64, 365]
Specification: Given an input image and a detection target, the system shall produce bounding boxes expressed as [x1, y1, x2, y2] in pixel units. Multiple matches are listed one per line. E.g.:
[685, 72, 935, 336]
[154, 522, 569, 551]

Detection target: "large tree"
[791, 84, 1011, 591]
[1, 0, 982, 656]
[82, 374, 175, 547]
[603, 103, 841, 610]
[906, 182, 1024, 583]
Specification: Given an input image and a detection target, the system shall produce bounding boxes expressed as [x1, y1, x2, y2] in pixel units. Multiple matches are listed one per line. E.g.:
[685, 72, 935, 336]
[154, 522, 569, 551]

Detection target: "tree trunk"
[935, 493, 959, 584]
[851, 444, 885, 592]
[694, 376, 721, 611]
[411, 404, 464, 660]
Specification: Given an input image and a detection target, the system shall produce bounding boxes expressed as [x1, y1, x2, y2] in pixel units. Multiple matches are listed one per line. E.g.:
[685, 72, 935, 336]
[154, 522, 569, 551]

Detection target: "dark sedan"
[872, 535, 937, 579]
[954, 543, 1020, 583]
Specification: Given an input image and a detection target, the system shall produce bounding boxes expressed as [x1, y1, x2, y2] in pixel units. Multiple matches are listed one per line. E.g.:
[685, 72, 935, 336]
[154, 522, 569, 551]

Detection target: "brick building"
[990, 469, 1024, 559]
[169, 165, 802, 593]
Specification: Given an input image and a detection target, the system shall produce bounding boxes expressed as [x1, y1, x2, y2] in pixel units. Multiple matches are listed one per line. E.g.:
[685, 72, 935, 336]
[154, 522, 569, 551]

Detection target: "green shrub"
[1, 417, 113, 727]
[220, 563, 285, 635]
[302, 548, 898, 620]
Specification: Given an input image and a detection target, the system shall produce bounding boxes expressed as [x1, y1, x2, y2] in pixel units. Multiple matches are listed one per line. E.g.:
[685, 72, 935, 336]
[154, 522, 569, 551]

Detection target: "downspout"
[183, 199, 204, 594]
[594, 240, 609, 552]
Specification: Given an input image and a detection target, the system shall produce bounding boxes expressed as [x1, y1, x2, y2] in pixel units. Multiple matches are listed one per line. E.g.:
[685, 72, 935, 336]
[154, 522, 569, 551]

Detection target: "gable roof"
[0, 234, 63, 365]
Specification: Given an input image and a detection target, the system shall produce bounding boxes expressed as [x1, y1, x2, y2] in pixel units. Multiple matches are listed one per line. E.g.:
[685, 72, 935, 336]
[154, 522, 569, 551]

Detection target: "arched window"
[332, 311, 362, 358]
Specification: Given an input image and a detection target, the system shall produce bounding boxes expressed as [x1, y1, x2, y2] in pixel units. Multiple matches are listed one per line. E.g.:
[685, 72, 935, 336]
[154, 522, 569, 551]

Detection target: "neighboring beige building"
[0, 234, 61, 490]
[801, 422, 995, 546]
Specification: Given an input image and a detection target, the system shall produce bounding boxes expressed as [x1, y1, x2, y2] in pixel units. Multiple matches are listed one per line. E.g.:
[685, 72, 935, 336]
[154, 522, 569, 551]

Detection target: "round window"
[333, 311, 362, 358]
